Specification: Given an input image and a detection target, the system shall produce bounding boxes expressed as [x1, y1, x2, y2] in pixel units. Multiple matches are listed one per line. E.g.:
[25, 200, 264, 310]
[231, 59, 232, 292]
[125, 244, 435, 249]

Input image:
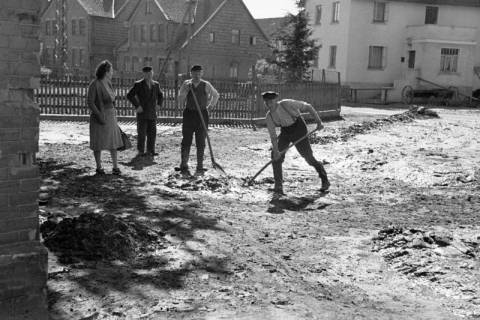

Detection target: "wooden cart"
[401, 78, 458, 105]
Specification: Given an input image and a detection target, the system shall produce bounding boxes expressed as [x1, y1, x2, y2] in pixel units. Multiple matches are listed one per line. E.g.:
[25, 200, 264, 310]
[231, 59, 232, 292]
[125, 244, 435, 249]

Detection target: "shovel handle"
[247, 128, 319, 185]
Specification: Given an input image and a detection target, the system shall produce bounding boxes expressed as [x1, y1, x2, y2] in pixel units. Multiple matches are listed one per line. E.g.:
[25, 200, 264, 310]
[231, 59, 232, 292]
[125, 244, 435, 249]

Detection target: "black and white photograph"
[0, 0, 479, 319]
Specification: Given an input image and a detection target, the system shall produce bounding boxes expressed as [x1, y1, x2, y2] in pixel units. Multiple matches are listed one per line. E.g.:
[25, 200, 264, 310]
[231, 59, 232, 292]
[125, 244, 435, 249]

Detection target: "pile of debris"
[41, 212, 162, 262]
[372, 226, 479, 280]
[310, 106, 439, 144]
[165, 173, 231, 193]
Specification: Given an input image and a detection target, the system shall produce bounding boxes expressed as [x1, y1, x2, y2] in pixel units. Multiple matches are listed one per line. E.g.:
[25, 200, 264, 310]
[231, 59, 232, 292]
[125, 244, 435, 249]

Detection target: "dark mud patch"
[165, 173, 231, 193]
[41, 212, 165, 263]
[267, 195, 316, 214]
[310, 107, 439, 144]
[372, 225, 480, 313]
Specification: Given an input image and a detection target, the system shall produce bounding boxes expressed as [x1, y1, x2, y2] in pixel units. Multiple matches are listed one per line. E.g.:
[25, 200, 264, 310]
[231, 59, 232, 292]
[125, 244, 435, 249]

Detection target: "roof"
[181, 0, 269, 49]
[155, 0, 198, 23]
[77, 0, 114, 18]
[388, 0, 480, 7]
[256, 17, 289, 37]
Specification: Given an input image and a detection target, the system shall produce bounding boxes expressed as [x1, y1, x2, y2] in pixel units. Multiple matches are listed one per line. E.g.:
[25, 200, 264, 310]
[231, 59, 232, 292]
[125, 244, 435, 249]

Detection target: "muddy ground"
[38, 105, 480, 320]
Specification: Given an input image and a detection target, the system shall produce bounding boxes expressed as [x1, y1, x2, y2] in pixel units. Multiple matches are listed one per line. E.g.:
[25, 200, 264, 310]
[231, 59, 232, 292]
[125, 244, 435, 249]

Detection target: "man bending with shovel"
[262, 91, 330, 195]
[177, 65, 219, 174]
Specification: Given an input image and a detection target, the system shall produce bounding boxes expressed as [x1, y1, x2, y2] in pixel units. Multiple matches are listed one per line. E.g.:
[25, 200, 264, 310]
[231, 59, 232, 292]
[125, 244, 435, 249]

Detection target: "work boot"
[315, 162, 330, 192]
[196, 146, 207, 174]
[272, 161, 284, 195]
[179, 145, 190, 174]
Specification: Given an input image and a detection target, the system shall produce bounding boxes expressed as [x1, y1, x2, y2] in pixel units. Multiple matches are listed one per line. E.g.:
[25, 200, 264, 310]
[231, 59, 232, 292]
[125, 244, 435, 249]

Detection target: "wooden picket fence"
[35, 75, 341, 123]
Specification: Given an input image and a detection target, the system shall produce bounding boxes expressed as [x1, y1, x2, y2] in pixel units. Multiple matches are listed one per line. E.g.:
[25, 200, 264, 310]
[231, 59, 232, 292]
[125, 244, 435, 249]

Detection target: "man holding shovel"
[262, 91, 330, 195]
[176, 65, 219, 174]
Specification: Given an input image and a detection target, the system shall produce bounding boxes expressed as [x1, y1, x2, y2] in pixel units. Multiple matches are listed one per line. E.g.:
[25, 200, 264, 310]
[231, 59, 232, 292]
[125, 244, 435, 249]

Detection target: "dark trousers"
[272, 118, 327, 186]
[137, 118, 157, 154]
[181, 109, 208, 149]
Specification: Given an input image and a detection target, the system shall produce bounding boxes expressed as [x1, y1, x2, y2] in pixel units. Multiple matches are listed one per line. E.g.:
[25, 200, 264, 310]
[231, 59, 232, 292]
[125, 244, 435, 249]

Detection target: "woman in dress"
[87, 60, 123, 175]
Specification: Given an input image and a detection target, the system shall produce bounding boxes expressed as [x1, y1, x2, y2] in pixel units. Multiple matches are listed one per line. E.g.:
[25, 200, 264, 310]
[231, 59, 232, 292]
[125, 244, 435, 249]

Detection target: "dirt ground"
[38, 105, 480, 320]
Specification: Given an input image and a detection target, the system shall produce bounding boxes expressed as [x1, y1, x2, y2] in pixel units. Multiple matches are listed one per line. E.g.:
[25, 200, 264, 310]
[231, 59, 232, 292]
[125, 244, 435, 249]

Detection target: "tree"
[270, 0, 319, 81]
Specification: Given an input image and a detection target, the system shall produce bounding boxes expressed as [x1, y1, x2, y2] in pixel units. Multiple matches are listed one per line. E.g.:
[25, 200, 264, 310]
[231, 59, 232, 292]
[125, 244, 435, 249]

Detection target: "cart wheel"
[401, 85, 414, 104]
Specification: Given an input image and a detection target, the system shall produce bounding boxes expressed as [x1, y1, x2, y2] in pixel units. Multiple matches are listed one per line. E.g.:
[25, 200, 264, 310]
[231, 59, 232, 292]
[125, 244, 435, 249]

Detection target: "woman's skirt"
[89, 108, 123, 151]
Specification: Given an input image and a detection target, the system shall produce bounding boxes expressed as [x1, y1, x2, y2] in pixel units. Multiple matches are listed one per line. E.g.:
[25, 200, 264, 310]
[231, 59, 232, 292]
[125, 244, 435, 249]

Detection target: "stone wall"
[0, 1, 48, 319]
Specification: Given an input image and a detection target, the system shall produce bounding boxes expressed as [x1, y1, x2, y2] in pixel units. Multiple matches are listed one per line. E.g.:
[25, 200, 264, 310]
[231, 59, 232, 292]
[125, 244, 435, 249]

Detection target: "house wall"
[40, 0, 90, 75]
[306, 0, 353, 82]
[116, 0, 175, 76]
[307, 0, 480, 97]
[182, 0, 271, 80]
[0, 1, 48, 318]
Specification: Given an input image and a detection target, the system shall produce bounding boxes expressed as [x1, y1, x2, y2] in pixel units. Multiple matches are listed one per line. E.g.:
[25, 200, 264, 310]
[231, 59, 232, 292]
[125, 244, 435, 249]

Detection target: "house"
[305, 0, 480, 101]
[116, 0, 271, 80]
[40, 0, 131, 76]
[256, 17, 289, 50]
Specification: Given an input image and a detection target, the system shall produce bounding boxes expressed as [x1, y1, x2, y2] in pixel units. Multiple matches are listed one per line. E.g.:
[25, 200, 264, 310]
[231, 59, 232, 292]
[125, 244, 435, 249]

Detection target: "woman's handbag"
[117, 126, 132, 151]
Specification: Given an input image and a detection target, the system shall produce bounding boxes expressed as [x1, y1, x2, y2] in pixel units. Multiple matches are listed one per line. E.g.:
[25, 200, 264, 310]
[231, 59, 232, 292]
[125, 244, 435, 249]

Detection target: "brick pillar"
[0, 1, 48, 319]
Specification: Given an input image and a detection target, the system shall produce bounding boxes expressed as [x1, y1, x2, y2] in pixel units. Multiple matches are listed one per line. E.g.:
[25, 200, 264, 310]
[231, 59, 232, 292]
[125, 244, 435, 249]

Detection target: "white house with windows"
[305, 0, 480, 101]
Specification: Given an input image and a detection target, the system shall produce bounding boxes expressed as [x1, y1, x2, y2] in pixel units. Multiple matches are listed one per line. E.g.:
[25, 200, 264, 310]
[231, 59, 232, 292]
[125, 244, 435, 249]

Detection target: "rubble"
[165, 173, 231, 193]
[310, 107, 439, 144]
[40, 212, 163, 263]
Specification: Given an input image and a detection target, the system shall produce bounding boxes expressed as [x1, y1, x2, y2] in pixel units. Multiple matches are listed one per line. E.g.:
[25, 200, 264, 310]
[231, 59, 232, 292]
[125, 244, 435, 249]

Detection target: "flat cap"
[142, 66, 153, 72]
[261, 91, 279, 100]
[190, 65, 203, 71]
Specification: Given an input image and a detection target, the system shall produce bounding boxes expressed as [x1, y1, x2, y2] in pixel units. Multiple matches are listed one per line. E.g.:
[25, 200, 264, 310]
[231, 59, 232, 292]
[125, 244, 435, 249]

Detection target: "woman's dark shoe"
[112, 168, 121, 175]
[95, 168, 106, 175]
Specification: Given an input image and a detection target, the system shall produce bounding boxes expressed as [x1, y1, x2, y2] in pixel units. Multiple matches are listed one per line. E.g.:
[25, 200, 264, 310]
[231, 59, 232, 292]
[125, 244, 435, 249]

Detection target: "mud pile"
[165, 173, 231, 193]
[310, 106, 439, 144]
[41, 212, 162, 262]
[372, 226, 479, 281]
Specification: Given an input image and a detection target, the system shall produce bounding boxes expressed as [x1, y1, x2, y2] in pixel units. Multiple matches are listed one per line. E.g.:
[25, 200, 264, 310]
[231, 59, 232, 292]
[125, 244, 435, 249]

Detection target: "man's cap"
[190, 65, 203, 72]
[261, 91, 279, 100]
[142, 66, 153, 72]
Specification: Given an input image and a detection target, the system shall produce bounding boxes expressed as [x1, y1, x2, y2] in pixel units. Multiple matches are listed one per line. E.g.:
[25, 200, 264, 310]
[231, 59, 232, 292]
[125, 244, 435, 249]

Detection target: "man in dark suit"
[127, 66, 164, 157]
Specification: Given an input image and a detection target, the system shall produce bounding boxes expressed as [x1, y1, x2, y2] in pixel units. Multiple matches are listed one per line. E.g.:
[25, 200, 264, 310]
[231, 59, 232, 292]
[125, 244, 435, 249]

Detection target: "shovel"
[189, 86, 226, 174]
[245, 128, 320, 186]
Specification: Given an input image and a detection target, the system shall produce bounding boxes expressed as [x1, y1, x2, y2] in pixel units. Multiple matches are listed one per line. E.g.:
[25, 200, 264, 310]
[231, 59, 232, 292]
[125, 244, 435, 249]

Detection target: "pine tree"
[271, 0, 319, 81]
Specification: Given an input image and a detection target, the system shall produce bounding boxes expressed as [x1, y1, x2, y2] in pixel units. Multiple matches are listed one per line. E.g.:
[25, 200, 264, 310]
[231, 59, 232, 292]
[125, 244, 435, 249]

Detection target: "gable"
[77, 0, 114, 18]
[182, 0, 269, 48]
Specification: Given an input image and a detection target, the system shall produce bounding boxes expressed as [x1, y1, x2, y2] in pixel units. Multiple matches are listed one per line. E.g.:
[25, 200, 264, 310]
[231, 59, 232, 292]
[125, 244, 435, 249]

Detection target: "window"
[158, 24, 165, 42]
[124, 56, 130, 71]
[315, 5, 322, 24]
[232, 29, 240, 44]
[150, 24, 156, 42]
[45, 20, 51, 35]
[140, 25, 146, 42]
[146, 0, 152, 14]
[230, 62, 239, 78]
[132, 56, 139, 72]
[133, 25, 139, 41]
[425, 6, 438, 24]
[79, 19, 86, 35]
[71, 48, 77, 66]
[143, 56, 153, 66]
[332, 2, 340, 23]
[209, 32, 215, 43]
[368, 46, 386, 69]
[250, 36, 257, 45]
[71, 19, 77, 35]
[329, 46, 337, 68]
[408, 50, 415, 69]
[373, 2, 386, 22]
[440, 48, 459, 73]
[79, 48, 85, 66]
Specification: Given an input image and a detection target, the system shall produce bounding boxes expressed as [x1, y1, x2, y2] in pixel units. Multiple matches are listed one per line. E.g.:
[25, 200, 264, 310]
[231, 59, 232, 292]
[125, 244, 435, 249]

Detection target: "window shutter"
[384, 3, 389, 22]
[382, 46, 387, 69]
